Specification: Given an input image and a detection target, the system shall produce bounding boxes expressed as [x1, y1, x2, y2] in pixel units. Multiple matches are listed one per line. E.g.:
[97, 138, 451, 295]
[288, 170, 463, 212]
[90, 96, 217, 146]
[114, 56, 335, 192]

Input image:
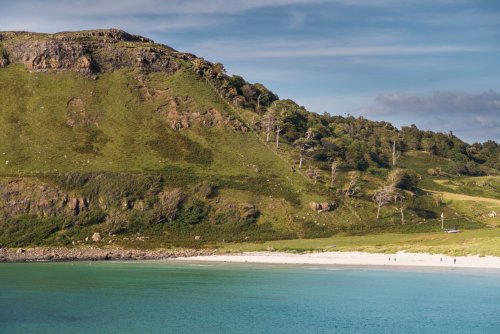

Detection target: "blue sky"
[1, 0, 499, 143]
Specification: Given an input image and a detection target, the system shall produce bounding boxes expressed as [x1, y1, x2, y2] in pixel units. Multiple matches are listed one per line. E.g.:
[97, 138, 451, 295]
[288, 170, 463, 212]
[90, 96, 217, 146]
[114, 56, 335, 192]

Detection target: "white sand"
[175, 251, 500, 269]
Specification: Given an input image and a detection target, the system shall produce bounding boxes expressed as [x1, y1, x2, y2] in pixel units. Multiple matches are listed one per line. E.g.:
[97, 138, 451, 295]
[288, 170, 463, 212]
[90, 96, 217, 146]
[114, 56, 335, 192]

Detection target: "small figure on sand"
[454, 259, 456, 264]
[389, 257, 391, 262]
[440, 258, 443, 262]
[394, 258, 396, 262]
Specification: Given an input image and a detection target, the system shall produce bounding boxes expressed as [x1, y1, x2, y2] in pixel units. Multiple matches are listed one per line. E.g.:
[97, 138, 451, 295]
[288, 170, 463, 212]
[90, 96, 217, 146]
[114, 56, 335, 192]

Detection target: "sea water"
[0, 262, 499, 333]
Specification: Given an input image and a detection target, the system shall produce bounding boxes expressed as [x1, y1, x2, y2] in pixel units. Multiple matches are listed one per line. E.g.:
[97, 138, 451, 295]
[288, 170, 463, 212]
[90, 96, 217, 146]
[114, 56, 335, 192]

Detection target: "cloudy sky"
[1, 0, 499, 143]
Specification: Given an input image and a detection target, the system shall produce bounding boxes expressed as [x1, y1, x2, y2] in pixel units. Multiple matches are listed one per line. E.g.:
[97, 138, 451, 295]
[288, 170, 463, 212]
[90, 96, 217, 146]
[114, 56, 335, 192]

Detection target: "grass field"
[222, 228, 500, 256]
[433, 176, 500, 199]
[424, 189, 500, 227]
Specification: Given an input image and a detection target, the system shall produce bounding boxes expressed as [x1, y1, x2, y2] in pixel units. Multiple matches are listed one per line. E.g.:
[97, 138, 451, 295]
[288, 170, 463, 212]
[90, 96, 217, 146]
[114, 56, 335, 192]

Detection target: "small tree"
[275, 123, 282, 149]
[393, 191, 406, 225]
[391, 140, 400, 167]
[330, 160, 339, 187]
[261, 114, 275, 142]
[372, 184, 395, 220]
[293, 136, 316, 169]
[306, 166, 321, 183]
[341, 171, 361, 197]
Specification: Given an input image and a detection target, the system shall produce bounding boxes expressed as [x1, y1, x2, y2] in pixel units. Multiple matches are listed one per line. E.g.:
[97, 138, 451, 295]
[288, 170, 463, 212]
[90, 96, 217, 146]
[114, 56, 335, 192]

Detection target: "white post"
[441, 212, 444, 230]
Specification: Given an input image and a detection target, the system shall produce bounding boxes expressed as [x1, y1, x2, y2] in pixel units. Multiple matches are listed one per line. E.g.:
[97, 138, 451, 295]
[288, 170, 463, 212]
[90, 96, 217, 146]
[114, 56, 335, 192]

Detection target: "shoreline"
[174, 251, 500, 270]
[2, 246, 500, 269]
[0, 246, 217, 262]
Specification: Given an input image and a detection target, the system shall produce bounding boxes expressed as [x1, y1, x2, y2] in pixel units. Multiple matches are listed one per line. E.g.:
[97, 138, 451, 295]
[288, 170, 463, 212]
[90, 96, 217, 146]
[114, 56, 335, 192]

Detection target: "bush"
[177, 199, 209, 225]
[389, 168, 420, 189]
[0, 215, 62, 246]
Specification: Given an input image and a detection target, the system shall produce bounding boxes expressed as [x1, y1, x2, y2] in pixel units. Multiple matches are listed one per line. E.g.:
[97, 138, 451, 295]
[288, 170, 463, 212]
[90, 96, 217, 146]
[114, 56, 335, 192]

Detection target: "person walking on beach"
[454, 259, 456, 264]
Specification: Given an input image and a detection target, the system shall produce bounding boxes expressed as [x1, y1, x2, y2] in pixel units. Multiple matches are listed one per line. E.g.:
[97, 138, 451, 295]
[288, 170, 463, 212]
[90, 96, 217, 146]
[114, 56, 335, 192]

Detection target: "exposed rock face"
[5, 39, 96, 74]
[0, 29, 185, 75]
[0, 179, 72, 217]
[154, 96, 248, 132]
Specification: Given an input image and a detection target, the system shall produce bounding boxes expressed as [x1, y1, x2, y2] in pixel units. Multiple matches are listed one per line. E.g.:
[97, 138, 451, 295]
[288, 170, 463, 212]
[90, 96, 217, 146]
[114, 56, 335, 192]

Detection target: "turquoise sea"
[0, 262, 499, 333]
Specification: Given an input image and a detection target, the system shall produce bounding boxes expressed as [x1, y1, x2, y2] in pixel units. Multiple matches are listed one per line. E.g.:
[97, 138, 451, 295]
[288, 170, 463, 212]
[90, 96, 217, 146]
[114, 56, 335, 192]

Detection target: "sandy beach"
[176, 251, 500, 269]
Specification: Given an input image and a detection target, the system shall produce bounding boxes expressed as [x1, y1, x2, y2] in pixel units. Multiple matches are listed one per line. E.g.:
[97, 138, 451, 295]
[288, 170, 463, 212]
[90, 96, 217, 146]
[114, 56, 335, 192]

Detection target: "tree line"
[190, 57, 499, 176]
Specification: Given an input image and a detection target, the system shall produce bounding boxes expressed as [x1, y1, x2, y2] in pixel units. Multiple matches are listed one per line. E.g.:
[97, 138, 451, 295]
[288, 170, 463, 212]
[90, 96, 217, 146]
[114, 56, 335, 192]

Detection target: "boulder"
[309, 201, 338, 212]
[0, 58, 9, 68]
[309, 202, 321, 211]
[487, 211, 497, 218]
[91, 232, 102, 242]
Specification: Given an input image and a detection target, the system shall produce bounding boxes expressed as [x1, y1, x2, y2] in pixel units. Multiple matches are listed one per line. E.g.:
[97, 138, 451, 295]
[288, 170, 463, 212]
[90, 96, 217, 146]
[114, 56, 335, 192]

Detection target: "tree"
[340, 171, 361, 197]
[293, 131, 317, 169]
[275, 122, 282, 149]
[261, 113, 276, 142]
[393, 192, 406, 225]
[330, 160, 339, 187]
[391, 139, 400, 167]
[293, 138, 310, 169]
[372, 185, 395, 220]
[253, 83, 279, 113]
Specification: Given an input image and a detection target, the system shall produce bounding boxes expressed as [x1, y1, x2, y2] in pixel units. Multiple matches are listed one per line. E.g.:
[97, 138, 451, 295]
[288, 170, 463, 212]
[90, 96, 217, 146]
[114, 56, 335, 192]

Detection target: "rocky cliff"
[0, 29, 189, 75]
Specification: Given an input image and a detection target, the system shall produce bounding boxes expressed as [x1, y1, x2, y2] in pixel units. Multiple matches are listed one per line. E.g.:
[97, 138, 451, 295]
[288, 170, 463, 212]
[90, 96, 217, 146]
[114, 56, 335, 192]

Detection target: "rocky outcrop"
[309, 201, 338, 212]
[239, 203, 259, 220]
[155, 96, 241, 130]
[66, 97, 99, 127]
[0, 29, 184, 75]
[0, 178, 143, 218]
[0, 179, 80, 217]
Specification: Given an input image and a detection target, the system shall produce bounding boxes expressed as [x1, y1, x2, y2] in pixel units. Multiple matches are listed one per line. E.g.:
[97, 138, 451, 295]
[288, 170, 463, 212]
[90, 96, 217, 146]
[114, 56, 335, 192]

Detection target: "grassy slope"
[0, 64, 498, 252]
[0, 65, 302, 182]
[424, 177, 500, 227]
[0, 64, 321, 238]
[223, 228, 500, 256]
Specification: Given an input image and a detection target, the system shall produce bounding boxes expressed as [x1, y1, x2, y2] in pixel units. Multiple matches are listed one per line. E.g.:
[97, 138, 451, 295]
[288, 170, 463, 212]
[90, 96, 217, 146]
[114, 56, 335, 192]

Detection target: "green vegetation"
[223, 229, 500, 256]
[0, 30, 498, 254]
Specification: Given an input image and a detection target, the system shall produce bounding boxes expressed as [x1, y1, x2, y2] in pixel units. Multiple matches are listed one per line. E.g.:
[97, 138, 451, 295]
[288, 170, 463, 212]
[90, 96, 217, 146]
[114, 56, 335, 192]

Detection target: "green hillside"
[0, 29, 498, 249]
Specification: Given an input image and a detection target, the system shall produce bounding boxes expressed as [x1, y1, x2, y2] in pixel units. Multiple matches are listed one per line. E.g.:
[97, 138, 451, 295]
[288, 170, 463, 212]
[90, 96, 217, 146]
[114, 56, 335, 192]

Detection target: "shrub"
[389, 168, 420, 189]
[177, 199, 209, 225]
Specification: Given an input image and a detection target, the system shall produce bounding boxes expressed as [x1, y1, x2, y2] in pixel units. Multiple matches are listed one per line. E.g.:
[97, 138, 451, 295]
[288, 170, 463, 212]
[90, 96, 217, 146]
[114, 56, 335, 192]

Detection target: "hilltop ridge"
[0, 29, 186, 75]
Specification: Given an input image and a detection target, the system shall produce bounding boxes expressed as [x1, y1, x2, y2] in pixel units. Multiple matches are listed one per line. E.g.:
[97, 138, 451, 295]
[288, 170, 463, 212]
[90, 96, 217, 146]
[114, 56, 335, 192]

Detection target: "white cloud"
[358, 90, 500, 142]
[188, 39, 490, 59]
[371, 90, 500, 115]
[0, 0, 429, 17]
